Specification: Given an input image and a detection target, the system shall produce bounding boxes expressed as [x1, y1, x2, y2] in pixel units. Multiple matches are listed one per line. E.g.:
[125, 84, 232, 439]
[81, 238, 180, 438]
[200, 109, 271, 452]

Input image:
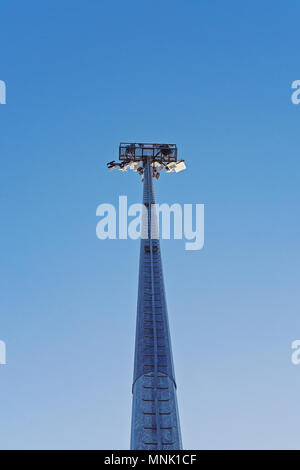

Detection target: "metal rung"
[144, 426, 172, 431]
[144, 354, 167, 357]
[143, 442, 175, 446]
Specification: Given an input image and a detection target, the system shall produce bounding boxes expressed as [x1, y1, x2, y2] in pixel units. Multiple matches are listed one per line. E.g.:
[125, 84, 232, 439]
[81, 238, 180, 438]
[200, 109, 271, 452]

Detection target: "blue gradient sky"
[1, 0, 300, 449]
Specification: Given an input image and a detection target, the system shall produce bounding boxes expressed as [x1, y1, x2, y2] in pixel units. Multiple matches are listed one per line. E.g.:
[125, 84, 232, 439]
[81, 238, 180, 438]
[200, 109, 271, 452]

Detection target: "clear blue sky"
[1, 0, 300, 449]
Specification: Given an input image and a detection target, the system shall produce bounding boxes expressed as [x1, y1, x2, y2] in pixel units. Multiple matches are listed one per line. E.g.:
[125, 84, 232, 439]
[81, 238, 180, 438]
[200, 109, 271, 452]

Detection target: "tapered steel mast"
[107, 143, 186, 450]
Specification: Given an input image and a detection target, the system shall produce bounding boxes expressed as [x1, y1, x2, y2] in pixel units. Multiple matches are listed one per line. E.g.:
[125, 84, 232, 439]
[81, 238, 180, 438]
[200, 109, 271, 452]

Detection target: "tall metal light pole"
[107, 143, 186, 450]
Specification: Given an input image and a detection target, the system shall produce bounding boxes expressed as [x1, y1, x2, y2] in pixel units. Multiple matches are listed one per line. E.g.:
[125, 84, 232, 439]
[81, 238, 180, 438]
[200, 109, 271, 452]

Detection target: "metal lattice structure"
[107, 143, 186, 450]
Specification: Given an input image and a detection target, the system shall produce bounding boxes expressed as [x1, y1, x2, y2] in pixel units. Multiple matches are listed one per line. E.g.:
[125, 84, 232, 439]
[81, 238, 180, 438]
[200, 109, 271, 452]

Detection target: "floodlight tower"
[107, 143, 186, 450]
